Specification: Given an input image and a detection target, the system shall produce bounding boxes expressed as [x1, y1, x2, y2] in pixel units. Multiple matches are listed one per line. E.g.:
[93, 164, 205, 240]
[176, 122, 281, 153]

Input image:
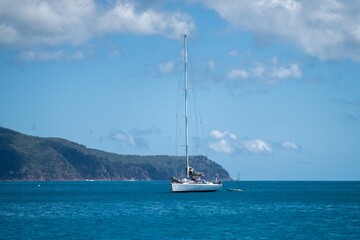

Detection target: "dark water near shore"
[1, 181, 359, 239]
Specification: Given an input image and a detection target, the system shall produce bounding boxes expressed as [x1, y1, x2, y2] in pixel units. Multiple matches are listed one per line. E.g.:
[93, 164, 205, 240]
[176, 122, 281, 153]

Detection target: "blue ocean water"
[0, 181, 359, 239]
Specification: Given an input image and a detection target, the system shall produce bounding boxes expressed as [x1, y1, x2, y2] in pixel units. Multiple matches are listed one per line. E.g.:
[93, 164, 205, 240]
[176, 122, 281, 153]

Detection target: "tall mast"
[184, 35, 189, 178]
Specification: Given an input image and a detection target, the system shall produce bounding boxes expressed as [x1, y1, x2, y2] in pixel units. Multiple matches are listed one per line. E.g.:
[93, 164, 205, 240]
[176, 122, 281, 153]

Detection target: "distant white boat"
[237, 173, 241, 181]
[171, 35, 222, 193]
[227, 188, 243, 192]
[123, 178, 136, 181]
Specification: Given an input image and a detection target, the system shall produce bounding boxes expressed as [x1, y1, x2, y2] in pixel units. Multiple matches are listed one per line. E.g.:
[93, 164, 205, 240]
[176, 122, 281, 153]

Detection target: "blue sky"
[1, 0, 360, 180]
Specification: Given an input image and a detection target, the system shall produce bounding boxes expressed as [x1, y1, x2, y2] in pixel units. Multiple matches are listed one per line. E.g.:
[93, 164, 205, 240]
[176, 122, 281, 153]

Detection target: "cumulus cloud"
[272, 64, 301, 79]
[0, 0, 195, 48]
[18, 50, 84, 62]
[226, 60, 301, 84]
[209, 130, 272, 154]
[110, 127, 161, 149]
[210, 130, 237, 140]
[208, 130, 300, 155]
[0, 0, 96, 47]
[203, 0, 360, 60]
[227, 69, 249, 80]
[111, 130, 137, 147]
[98, 1, 194, 39]
[242, 139, 273, 154]
[158, 60, 175, 74]
[209, 139, 234, 154]
[280, 141, 300, 151]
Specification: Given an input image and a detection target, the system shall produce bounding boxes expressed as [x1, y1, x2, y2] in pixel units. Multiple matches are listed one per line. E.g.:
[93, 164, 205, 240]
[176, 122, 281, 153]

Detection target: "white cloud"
[110, 127, 161, 149]
[280, 141, 300, 151]
[209, 130, 300, 155]
[242, 139, 273, 154]
[0, 0, 96, 46]
[203, 0, 360, 60]
[209, 130, 272, 154]
[112, 131, 136, 147]
[272, 64, 301, 79]
[18, 50, 64, 61]
[0, 24, 18, 44]
[252, 64, 265, 78]
[210, 130, 225, 139]
[209, 139, 234, 154]
[97, 2, 194, 39]
[18, 50, 84, 62]
[227, 69, 249, 80]
[71, 51, 84, 61]
[210, 130, 237, 140]
[158, 61, 175, 74]
[0, 0, 195, 48]
[226, 60, 301, 84]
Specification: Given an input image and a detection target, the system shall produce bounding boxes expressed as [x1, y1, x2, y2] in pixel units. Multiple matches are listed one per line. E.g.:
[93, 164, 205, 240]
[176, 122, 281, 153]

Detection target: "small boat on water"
[227, 188, 243, 192]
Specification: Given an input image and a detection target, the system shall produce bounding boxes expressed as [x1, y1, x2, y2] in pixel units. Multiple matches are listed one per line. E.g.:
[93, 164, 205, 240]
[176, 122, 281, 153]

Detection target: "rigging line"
[187, 44, 207, 157]
[186, 45, 197, 155]
[174, 56, 184, 157]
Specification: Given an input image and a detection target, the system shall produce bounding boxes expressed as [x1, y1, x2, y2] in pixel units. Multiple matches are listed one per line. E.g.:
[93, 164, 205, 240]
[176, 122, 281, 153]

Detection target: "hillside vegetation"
[0, 127, 231, 181]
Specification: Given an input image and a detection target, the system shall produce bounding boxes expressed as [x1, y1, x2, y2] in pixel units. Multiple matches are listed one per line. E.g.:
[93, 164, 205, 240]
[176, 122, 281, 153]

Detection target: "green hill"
[0, 127, 231, 181]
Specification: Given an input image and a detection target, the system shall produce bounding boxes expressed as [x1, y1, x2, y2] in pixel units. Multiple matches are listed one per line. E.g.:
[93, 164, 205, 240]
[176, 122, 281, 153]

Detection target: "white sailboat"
[171, 35, 222, 193]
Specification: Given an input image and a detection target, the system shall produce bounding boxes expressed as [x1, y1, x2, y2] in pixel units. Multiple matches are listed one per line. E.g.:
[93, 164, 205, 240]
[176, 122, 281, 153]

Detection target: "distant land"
[0, 127, 231, 181]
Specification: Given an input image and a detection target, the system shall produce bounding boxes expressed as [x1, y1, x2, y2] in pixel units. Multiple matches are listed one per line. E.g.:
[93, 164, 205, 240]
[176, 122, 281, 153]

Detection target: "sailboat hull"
[171, 182, 222, 192]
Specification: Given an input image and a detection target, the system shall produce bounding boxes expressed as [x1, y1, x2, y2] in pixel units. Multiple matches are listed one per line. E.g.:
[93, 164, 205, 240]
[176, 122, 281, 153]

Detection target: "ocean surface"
[0, 181, 359, 239]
